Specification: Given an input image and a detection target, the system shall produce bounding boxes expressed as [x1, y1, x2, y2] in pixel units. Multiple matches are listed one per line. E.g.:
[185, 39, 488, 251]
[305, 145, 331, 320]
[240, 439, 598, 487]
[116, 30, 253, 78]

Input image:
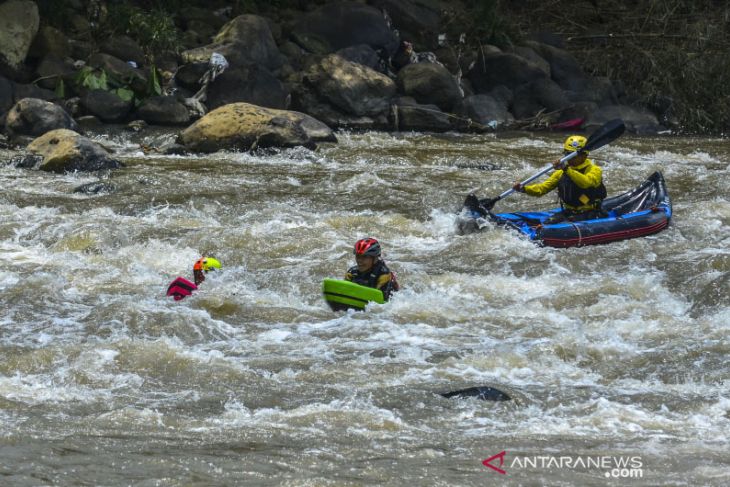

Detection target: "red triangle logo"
[482, 450, 507, 475]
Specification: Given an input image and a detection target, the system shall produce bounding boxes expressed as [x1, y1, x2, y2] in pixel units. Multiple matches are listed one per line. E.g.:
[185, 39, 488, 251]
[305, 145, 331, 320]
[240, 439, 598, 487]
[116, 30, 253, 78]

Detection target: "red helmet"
[354, 238, 381, 257]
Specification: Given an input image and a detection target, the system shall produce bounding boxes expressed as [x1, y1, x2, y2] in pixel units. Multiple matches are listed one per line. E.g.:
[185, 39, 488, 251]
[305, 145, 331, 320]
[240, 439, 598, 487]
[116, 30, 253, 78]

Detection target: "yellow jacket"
[523, 159, 603, 211]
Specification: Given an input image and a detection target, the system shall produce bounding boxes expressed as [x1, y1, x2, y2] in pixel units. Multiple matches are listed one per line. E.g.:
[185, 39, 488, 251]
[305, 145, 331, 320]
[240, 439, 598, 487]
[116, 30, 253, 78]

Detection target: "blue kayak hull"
[459, 172, 672, 248]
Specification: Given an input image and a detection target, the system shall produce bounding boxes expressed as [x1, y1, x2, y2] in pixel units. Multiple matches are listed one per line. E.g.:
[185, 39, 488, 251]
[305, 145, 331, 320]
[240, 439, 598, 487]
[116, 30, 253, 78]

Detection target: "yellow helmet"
[563, 135, 588, 153]
[193, 257, 221, 272]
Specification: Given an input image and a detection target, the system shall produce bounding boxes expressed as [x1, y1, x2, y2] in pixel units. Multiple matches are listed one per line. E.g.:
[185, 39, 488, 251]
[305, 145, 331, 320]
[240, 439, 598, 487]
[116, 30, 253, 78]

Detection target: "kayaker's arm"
[523, 170, 562, 196]
[565, 163, 602, 189]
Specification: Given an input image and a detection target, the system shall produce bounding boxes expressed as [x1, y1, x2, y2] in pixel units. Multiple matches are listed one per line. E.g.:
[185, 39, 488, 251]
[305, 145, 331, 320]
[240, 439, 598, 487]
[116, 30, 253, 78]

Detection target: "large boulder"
[336, 44, 382, 71]
[35, 54, 76, 91]
[512, 78, 571, 120]
[455, 94, 513, 129]
[5, 98, 78, 137]
[100, 36, 146, 67]
[0, 0, 40, 70]
[525, 41, 586, 91]
[27, 129, 123, 172]
[181, 15, 282, 71]
[585, 105, 663, 135]
[393, 98, 452, 132]
[368, 0, 443, 50]
[80, 89, 133, 122]
[179, 102, 337, 153]
[206, 65, 289, 110]
[0, 75, 13, 118]
[468, 52, 547, 93]
[135, 96, 190, 126]
[566, 76, 619, 106]
[291, 2, 398, 56]
[396, 62, 463, 112]
[302, 54, 396, 117]
[28, 26, 72, 60]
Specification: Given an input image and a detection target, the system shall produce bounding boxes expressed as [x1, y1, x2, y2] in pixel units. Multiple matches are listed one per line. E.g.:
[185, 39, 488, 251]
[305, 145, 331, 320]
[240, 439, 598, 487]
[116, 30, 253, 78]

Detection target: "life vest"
[346, 260, 399, 300]
[558, 165, 607, 209]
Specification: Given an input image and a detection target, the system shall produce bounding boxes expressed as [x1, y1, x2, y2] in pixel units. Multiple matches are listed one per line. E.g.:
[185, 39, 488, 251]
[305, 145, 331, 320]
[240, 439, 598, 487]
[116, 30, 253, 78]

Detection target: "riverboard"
[322, 278, 385, 311]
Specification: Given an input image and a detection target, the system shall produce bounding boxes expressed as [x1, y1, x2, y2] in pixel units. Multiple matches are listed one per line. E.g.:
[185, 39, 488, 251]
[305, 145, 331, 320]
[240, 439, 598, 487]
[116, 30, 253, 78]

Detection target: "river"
[0, 128, 728, 486]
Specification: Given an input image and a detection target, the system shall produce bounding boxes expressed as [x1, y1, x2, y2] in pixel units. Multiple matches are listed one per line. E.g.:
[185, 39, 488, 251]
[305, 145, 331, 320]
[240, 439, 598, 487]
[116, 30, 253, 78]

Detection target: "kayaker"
[345, 238, 399, 300]
[166, 256, 221, 301]
[512, 135, 607, 223]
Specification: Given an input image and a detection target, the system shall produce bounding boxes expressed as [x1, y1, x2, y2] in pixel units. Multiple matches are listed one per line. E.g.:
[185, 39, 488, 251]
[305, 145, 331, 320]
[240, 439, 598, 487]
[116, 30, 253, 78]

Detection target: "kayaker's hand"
[512, 181, 524, 192]
[553, 159, 566, 170]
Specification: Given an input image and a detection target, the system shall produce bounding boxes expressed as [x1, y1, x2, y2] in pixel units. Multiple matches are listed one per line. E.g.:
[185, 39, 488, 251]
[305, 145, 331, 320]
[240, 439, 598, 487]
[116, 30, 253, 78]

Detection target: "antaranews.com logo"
[483, 451, 644, 479]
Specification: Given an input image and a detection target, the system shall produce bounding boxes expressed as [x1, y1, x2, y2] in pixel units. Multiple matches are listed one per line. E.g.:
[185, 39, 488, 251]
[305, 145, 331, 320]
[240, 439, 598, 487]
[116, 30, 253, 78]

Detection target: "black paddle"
[464, 119, 626, 215]
[440, 386, 512, 402]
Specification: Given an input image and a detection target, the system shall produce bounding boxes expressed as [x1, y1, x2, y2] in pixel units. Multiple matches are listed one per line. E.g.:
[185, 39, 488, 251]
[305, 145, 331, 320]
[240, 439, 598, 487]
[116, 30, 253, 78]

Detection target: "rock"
[468, 52, 547, 93]
[512, 78, 571, 120]
[88, 53, 148, 95]
[179, 102, 336, 153]
[73, 181, 115, 194]
[525, 41, 586, 91]
[393, 99, 452, 132]
[206, 65, 289, 110]
[0, 0, 40, 69]
[455, 95, 514, 129]
[177, 7, 227, 31]
[181, 15, 282, 71]
[80, 89, 132, 122]
[291, 87, 387, 130]
[510, 45, 550, 77]
[566, 76, 619, 106]
[28, 26, 72, 60]
[0, 75, 13, 117]
[175, 62, 209, 91]
[27, 129, 124, 172]
[135, 96, 190, 125]
[301, 54, 396, 117]
[397, 62, 463, 112]
[369, 0, 443, 50]
[585, 105, 663, 135]
[12, 84, 58, 103]
[35, 54, 76, 91]
[291, 2, 398, 56]
[336, 44, 381, 71]
[100, 36, 146, 67]
[5, 98, 78, 138]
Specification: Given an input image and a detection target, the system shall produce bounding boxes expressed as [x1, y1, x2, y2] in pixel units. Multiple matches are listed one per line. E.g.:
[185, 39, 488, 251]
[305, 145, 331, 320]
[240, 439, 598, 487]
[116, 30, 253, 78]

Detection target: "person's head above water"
[563, 135, 589, 165]
[193, 256, 221, 285]
[354, 238, 381, 273]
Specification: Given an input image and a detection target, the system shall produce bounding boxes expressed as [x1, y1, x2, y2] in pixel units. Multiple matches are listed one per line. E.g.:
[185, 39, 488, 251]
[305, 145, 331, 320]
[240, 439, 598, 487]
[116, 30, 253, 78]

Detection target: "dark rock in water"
[5, 97, 78, 137]
[73, 181, 115, 194]
[454, 94, 513, 130]
[11, 153, 43, 169]
[135, 96, 190, 126]
[440, 386, 512, 402]
[393, 99, 452, 132]
[80, 89, 133, 123]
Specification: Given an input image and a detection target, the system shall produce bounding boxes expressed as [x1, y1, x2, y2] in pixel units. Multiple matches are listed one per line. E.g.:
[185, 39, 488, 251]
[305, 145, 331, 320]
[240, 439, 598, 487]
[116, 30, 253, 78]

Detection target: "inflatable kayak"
[322, 278, 385, 311]
[458, 171, 672, 248]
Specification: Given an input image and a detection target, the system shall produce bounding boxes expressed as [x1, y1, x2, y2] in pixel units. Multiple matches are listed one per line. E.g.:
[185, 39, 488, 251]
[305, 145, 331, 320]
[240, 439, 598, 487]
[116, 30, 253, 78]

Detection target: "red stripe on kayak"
[542, 219, 669, 248]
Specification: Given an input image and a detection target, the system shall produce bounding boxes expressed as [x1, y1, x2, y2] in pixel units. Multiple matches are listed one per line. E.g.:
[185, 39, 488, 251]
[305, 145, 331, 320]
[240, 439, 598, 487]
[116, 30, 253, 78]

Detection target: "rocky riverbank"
[0, 0, 667, 172]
